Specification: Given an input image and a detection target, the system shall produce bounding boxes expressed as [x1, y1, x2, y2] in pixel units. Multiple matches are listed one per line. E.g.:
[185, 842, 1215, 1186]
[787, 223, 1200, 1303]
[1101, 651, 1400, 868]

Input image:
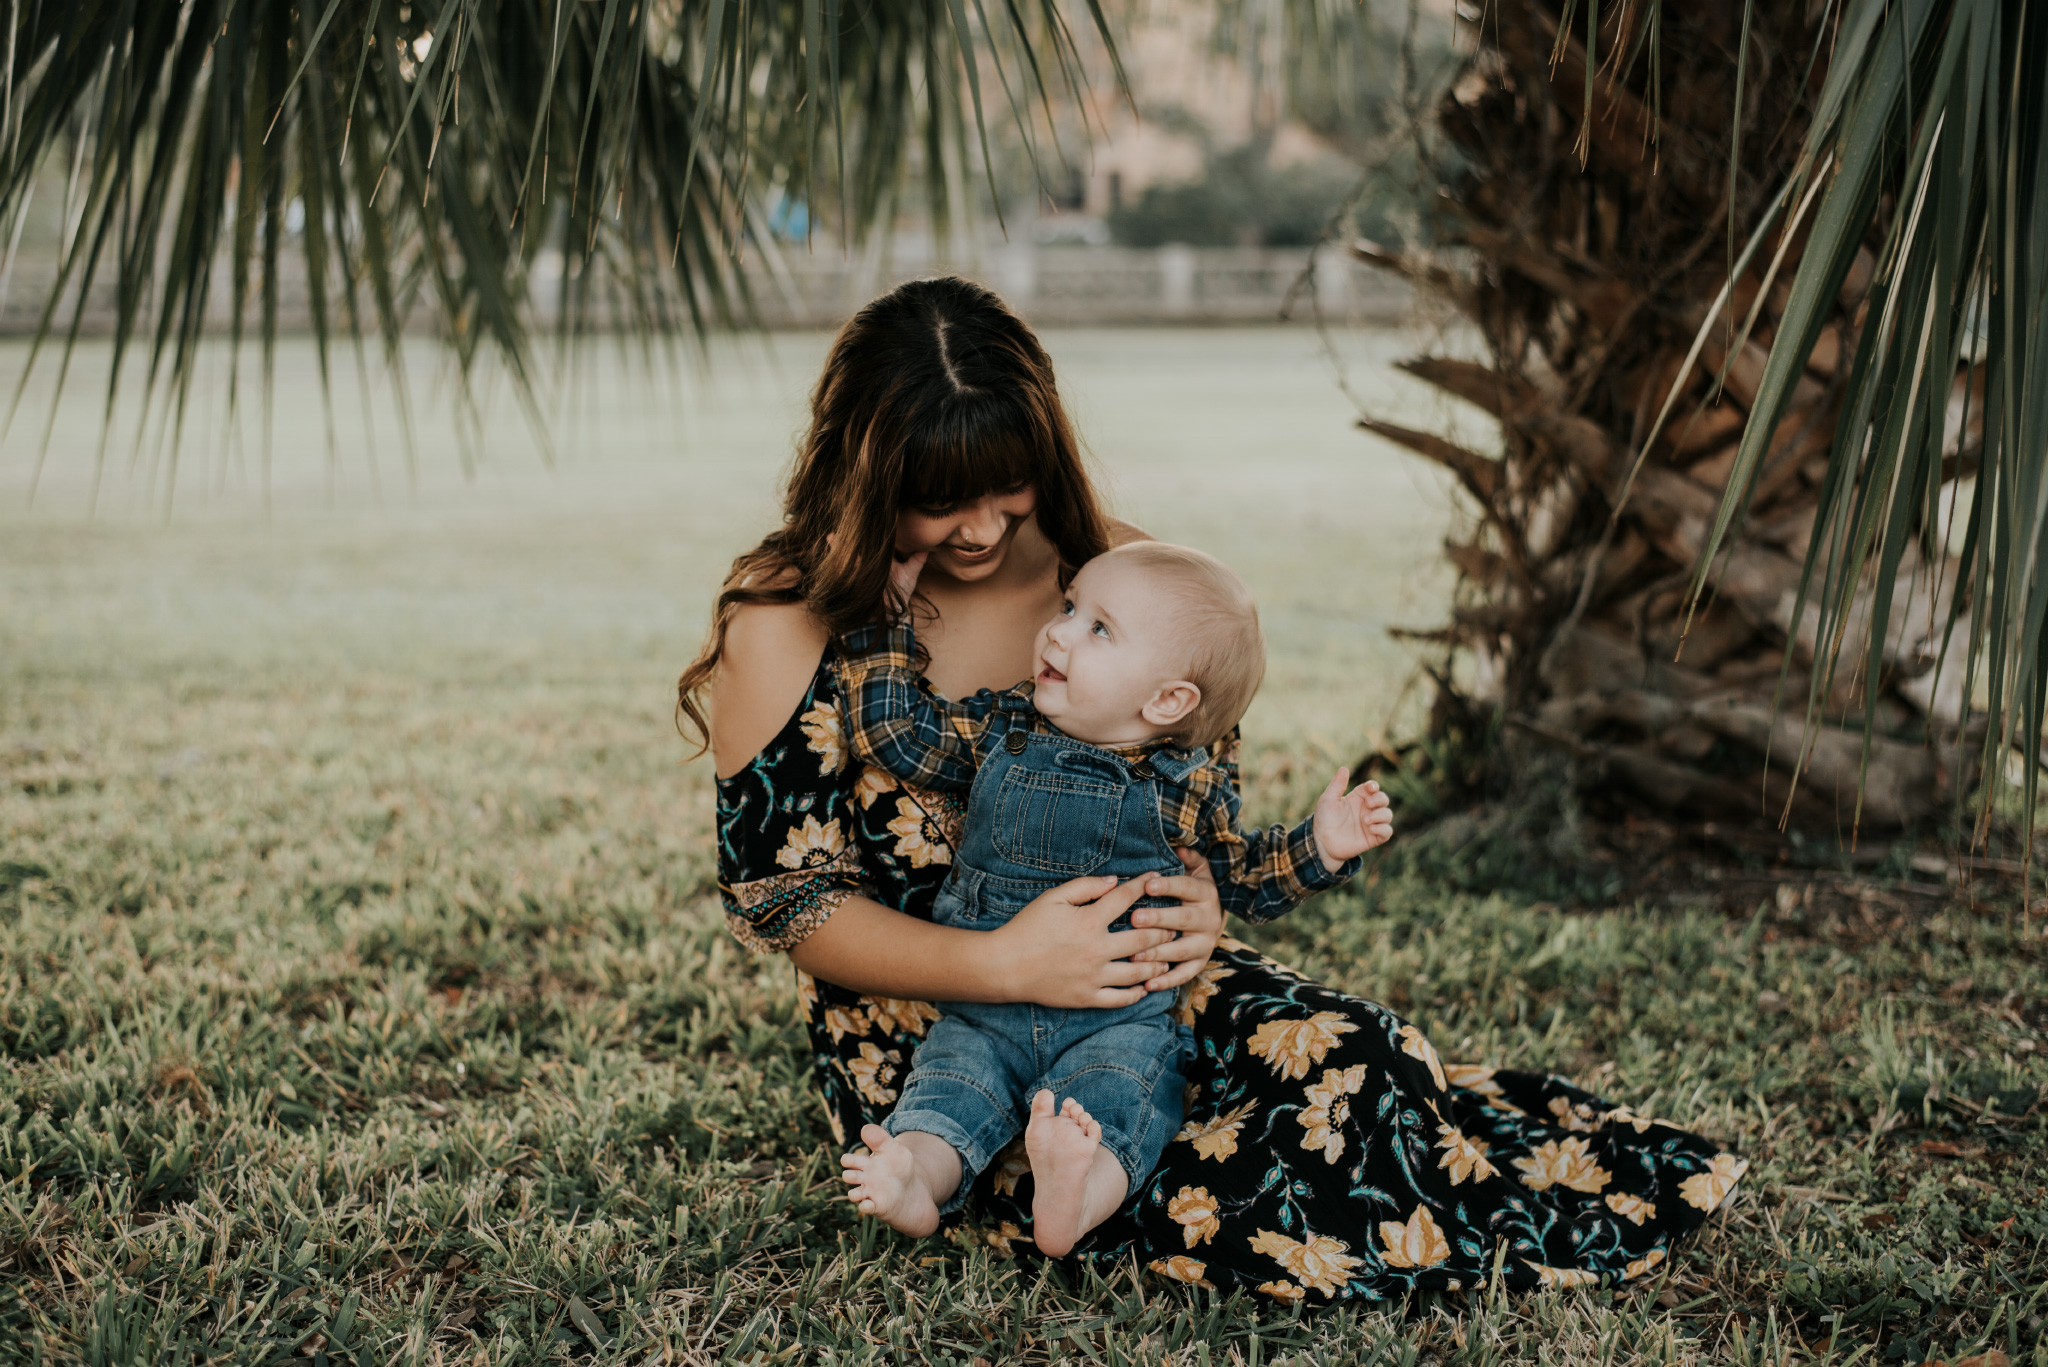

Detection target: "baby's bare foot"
[841, 1124, 941, 1238]
[1026, 1091, 1104, 1256]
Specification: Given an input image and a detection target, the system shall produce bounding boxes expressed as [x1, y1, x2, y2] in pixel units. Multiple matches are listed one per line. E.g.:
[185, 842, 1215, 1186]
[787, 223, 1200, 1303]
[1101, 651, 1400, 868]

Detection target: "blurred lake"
[0, 325, 1487, 755]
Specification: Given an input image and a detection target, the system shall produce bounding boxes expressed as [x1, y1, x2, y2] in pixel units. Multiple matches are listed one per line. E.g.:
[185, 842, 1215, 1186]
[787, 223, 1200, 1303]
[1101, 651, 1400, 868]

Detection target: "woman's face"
[895, 486, 1038, 582]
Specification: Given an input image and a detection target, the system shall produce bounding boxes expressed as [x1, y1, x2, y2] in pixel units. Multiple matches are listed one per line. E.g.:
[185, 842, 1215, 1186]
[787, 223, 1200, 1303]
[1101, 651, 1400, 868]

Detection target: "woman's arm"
[789, 875, 1175, 1007]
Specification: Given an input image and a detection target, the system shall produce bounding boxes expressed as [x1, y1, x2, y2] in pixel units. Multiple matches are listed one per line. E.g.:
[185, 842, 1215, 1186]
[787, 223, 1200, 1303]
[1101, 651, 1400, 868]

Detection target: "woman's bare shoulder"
[711, 601, 831, 779]
[1108, 516, 1151, 546]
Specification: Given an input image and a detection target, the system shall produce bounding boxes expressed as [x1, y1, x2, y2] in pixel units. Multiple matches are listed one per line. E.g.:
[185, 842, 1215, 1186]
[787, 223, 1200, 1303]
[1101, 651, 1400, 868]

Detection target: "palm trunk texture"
[1360, 0, 1978, 837]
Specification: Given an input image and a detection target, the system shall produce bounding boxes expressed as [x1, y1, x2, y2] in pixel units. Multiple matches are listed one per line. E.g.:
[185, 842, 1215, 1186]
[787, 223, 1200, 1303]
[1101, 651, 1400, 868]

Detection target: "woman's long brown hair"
[676, 275, 1112, 752]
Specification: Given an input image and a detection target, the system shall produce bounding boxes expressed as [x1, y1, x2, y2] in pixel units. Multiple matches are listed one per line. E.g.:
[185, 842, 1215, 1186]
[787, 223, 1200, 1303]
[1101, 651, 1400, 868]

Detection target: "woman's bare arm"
[791, 876, 1178, 1007]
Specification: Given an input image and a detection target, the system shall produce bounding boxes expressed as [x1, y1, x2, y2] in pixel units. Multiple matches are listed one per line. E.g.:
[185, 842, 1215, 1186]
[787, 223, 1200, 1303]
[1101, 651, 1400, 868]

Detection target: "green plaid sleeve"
[1194, 773, 1361, 924]
[834, 621, 1011, 795]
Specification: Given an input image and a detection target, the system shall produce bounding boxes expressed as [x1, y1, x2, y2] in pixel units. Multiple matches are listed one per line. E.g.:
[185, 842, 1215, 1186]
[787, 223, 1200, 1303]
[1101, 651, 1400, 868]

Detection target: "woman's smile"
[944, 541, 998, 565]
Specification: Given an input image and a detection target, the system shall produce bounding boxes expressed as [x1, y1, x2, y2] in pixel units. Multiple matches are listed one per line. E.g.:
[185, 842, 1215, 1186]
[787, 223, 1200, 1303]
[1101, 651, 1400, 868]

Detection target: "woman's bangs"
[898, 407, 1039, 510]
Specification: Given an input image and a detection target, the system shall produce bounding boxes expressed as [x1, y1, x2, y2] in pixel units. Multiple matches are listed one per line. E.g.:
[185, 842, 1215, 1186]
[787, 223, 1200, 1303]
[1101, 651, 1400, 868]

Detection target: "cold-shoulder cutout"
[710, 600, 831, 779]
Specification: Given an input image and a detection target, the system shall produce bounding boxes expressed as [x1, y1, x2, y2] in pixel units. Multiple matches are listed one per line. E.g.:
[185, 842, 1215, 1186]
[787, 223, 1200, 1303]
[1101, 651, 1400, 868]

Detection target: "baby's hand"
[1312, 768, 1393, 871]
[887, 550, 928, 623]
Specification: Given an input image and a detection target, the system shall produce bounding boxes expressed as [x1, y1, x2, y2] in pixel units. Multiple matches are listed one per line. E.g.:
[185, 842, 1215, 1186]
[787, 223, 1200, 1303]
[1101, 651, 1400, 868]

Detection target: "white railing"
[0, 243, 1416, 337]
[745, 244, 1414, 328]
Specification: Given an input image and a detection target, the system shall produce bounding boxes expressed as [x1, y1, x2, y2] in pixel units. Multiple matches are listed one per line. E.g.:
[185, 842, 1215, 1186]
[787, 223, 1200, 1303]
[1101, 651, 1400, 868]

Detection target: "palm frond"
[1677, 0, 2046, 826]
[0, 0, 1113, 495]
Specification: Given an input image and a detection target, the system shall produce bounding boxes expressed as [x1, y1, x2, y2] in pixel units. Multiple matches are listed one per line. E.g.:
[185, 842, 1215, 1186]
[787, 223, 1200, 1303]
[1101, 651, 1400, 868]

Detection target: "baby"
[835, 541, 1393, 1255]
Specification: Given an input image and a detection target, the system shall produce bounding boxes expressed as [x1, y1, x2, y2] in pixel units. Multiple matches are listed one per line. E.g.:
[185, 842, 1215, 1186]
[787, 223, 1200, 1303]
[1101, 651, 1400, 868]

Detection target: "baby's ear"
[1141, 680, 1202, 728]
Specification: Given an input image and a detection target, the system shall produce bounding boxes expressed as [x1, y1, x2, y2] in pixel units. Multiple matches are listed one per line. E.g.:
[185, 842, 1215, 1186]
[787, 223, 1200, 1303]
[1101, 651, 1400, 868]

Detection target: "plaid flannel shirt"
[835, 622, 1359, 924]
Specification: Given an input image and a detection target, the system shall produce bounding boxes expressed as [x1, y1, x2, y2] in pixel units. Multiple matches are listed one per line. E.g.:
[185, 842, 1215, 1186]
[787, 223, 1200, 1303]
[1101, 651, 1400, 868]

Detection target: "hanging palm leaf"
[0, 0, 1113, 486]
[1687, 0, 2047, 831]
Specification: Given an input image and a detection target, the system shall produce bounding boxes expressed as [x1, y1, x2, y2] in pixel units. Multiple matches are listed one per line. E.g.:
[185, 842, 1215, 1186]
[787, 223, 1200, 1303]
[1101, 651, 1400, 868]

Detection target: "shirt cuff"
[1295, 818, 1364, 890]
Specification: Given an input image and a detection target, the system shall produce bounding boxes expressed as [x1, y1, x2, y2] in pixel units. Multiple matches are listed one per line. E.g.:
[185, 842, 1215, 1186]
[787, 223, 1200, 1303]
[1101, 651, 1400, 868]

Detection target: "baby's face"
[1032, 557, 1191, 746]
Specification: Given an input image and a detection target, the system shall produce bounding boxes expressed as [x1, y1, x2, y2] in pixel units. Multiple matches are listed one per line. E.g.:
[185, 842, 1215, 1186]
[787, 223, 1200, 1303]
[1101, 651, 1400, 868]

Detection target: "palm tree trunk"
[1363, 0, 1977, 834]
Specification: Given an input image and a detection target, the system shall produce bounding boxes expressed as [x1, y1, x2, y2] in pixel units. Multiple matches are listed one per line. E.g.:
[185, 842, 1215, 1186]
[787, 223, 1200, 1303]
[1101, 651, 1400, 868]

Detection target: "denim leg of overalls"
[884, 716, 1200, 1213]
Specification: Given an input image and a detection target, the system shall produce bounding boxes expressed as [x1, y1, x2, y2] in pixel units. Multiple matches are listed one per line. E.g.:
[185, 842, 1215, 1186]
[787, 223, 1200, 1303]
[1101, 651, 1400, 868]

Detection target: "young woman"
[682, 276, 1744, 1300]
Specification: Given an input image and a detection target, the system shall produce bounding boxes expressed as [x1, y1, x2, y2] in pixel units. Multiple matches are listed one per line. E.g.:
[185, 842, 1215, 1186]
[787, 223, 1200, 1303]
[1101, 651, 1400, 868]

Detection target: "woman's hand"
[886, 550, 927, 622]
[1127, 848, 1224, 992]
[989, 874, 1178, 1010]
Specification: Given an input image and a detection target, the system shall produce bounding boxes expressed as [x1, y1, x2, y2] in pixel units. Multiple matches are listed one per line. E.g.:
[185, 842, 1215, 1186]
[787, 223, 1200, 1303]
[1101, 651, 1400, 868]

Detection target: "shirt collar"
[1098, 734, 1209, 779]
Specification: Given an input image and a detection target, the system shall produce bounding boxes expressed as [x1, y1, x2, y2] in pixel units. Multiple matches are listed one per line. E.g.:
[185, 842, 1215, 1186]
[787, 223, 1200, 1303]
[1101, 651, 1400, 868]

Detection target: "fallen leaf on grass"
[1780, 1185, 1853, 1202]
[1916, 1140, 1965, 1158]
[1860, 1212, 1896, 1229]
[568, 1296, 608, 1348]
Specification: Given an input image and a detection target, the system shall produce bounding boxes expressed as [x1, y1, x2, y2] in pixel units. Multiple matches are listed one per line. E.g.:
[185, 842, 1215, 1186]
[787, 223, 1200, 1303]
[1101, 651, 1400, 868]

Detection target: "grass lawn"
[1, 330, 2043, 1365]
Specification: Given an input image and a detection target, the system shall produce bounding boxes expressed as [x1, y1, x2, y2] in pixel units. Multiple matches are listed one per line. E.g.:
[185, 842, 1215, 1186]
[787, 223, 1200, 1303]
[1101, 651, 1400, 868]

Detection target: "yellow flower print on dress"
[1600, 1105, 1659, 1134]
[885, 797, 951, 868]
[1378, 1205, 1451, 1268]
[1248, 1229, 1364, 1297]
[1149, 1256, 1216, 1289]
[866, 996, 941, 1038]
[1605, 1191, 1655, 1225]
[1247, 1012, 1358, 1081]
[846, 1042, 899, 1106]
[1678, 1153, 1748, 1210]
[1396, 1024, 1449, 1090]
[1167, 1186, 1221, 1247]
[990, 1137, 1031, 1197]
[984, 1221, 1029, 1256]
[1445, 1063, 1525, 1114]
[1527, 1262, 1600, 1288]
[775, 814, 846, 870]
[853, 765, 897, 809]
[821, 1005, 871, 1043]
[1548, 1095, 1601, 1132]
[1176, 1102, 1255, 1161]
[1174, 960, 1238, 1026]
[1434, 1124, 1498, 1185]
[1257, 1280, 1306, 1304]
[1623, 1248, 1665, 1281]
[1297, 1065, 1368, 1163]
[798, 703, 846, 774]
[794, 970, 820, 1015]
[1512, 1136, 1613, 1193]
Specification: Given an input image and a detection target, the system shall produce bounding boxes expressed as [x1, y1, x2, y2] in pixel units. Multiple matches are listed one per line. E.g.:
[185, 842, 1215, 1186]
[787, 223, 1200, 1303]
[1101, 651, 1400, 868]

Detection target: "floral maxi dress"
[716, 654, 1747, 1301]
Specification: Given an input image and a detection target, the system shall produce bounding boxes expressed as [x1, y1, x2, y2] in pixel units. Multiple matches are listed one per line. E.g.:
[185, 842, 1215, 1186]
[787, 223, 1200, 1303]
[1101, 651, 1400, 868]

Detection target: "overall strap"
[1000, 707, 1031, 755]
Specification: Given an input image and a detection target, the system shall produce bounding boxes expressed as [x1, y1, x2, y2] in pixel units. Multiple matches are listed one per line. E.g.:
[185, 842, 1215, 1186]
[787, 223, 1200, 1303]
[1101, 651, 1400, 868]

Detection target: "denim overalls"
[884, 712, 1201, 1212]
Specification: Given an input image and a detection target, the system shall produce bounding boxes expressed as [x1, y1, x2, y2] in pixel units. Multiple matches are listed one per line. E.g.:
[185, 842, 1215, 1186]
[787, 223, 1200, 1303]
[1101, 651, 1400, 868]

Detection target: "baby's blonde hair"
[1096, 541, 1265, 752]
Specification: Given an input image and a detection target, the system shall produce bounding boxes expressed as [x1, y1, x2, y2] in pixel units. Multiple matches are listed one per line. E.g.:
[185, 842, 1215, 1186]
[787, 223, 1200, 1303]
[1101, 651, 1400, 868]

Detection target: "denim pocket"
[990, 767, 1120, 875]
